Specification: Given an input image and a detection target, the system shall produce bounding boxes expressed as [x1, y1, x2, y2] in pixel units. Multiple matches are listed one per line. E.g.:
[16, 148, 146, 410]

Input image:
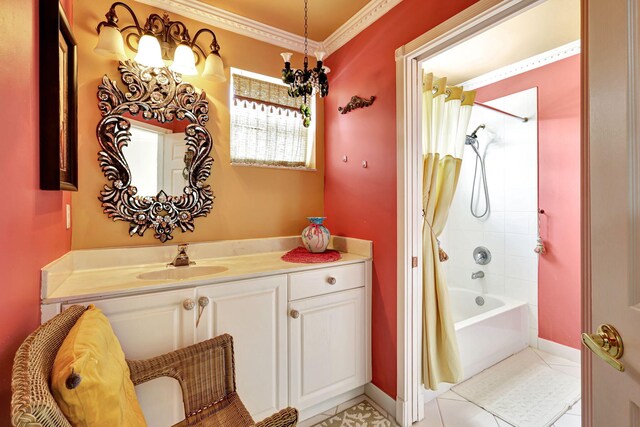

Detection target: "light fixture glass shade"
[170, 43, 198, 75]
[94, 25, 126, 60]
[134, 34, 165, 67]
[202, 52, 226, 82]
[314, 51, 326, 62]
[280, 52, 293, 63]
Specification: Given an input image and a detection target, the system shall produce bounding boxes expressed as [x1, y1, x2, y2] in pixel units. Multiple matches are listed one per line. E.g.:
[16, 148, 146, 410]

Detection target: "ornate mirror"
[97, 60, 214, 242]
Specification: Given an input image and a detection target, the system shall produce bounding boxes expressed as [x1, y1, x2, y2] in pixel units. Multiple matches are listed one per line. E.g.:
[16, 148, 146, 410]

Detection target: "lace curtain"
[231, 73, 312, 168]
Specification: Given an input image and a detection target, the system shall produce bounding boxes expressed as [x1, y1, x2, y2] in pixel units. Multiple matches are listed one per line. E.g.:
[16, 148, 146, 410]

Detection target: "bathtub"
[423, 288, 529, 401]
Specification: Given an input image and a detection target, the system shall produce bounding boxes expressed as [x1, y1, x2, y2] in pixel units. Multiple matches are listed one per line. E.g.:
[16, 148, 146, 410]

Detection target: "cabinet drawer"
[288, 263, 365, 301]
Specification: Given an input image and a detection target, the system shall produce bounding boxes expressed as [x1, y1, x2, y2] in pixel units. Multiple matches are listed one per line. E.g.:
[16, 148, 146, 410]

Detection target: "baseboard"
[298, 387, 364, 421]
[537, 338, 581, 364]
[364, 383, 396, 419]
[395, 395, 411, 427]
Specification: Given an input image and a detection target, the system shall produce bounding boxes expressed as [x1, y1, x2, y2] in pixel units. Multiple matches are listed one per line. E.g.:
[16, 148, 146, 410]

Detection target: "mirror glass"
[122, 115, 190, 197]
[97, 60, 214, 242]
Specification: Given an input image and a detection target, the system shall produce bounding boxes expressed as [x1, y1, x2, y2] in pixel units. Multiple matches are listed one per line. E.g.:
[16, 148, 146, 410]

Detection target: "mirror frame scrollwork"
[97, 60, 214, 242]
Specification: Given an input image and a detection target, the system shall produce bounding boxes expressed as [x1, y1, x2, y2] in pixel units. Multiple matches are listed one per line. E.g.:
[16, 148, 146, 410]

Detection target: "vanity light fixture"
[94, 2, 226, 82]
[280, 0, 329, 128]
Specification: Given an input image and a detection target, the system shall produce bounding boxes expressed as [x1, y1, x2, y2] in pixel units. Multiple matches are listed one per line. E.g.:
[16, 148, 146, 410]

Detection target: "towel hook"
[534, 209, 546, 254]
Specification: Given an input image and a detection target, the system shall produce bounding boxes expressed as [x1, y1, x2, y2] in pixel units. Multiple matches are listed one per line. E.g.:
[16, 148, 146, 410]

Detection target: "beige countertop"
[42, 236, 372, 304]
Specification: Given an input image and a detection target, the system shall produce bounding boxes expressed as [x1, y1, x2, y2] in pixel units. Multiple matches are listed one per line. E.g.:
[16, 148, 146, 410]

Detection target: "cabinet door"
[289, 287, 366, 410]
[197, 276, 287, 421]
[65, 288, 196, 426]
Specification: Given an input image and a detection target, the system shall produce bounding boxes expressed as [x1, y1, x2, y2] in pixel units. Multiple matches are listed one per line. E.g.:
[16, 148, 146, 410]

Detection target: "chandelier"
[280, 0, 329, 128]
[94, 2, 226, 82]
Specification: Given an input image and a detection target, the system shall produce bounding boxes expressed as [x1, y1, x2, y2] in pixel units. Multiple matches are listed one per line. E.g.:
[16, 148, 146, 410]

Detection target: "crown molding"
[461, 39, 581, 90]
[132, 0, 323, 54]
[133, 0, 401, 58]
[323, 0, 404, 55]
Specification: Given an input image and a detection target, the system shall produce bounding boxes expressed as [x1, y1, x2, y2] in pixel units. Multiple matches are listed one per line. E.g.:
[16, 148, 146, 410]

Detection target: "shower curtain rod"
[474, 101, 528, 122]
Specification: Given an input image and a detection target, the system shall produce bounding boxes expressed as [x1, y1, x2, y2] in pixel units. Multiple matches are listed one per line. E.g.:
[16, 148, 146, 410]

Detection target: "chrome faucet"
[471, 271, 485, 279]
[169, 244, 195, 267]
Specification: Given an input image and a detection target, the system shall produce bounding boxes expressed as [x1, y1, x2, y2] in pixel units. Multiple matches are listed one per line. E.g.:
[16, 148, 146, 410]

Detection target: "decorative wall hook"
[338, 95, 376, 114]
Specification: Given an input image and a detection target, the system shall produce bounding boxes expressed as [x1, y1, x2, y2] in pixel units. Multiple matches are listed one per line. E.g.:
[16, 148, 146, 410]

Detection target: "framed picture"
[40, 1, 78, 191]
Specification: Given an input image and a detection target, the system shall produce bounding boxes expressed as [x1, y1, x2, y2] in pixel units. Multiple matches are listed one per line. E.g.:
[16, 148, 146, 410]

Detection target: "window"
[230, 68, 315, 169]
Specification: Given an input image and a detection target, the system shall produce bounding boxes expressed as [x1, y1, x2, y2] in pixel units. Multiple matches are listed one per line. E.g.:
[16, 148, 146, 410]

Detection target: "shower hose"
[469, 141, 490, 219]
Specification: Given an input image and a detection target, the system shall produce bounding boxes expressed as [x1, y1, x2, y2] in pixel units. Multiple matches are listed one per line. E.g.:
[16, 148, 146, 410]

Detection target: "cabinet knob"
[183, 299, 196, 310]
[290, 309, 300, 319]
[196, 296, 209, 327]
[327, 277, 337, 285]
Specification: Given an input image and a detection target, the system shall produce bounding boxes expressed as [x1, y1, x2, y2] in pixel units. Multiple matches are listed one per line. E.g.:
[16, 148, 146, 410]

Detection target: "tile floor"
[298, 394, 398, 427]
[299, 347, 580, 427]
[414, 348, 581, 427]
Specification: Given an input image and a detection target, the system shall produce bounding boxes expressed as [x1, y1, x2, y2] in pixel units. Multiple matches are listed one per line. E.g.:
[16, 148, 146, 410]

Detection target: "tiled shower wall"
[440, 87, 539, 345]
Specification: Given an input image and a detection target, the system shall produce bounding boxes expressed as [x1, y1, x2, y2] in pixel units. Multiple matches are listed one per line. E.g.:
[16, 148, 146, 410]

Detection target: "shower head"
[465, 124, 486, 145]
[470, 124, 486, 139]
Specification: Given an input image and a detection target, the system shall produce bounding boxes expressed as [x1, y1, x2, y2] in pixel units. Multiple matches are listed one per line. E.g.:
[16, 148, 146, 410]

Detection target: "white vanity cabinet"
[287, 264, 369, 411]
[63, 288, 196, 426]
[195, 276, 288, 421]
[63, 278, 289, 424]
[45, 237, 372, 424]
[62, 277, 290, 424]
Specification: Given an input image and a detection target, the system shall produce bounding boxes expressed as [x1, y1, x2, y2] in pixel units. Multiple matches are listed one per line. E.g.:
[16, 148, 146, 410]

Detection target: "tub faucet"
[471, 271, 485, 279]
[169, 244, 195, 267]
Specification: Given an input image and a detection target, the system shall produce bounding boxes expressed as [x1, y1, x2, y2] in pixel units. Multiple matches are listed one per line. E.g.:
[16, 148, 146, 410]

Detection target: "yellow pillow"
[51, 305, 147, 427]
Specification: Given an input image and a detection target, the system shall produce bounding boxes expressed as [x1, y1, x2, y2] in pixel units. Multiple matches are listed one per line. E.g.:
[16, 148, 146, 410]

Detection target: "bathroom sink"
[137, 266, 228, 281]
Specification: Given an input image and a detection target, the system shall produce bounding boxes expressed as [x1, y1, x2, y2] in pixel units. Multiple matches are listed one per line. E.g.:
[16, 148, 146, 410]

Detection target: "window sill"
[230, 162, 317, 172]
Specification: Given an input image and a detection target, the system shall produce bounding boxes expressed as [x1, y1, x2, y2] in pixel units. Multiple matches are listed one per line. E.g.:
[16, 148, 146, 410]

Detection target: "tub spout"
[471, 271, 485, 279]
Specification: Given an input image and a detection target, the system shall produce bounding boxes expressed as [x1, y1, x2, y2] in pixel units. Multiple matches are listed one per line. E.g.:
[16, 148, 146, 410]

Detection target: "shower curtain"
[422, 72, 475, 390]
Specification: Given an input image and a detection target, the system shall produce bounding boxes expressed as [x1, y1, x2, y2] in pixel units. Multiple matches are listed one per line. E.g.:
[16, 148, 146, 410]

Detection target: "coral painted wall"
[475, 55, 582, 349]
[0, 0, 73, 420]
[72, 0, 324, 249]
[324, 0, 479, 399]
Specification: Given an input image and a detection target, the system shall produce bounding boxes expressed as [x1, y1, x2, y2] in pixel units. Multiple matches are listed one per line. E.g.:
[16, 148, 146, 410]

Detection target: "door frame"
[579, 1, 591, 425]
[394, 0, 590, 425]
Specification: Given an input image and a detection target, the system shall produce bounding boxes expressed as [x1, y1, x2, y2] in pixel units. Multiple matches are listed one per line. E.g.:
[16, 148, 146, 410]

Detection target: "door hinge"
[412, 257, 418, 268]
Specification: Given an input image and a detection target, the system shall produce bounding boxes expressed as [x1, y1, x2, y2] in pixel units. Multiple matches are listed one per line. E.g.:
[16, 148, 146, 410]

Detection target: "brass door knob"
[327, 277, 337, 285]
[290, 309, 300, 319]
[582, 324, 625, 372]
[183, 299, 196, 310]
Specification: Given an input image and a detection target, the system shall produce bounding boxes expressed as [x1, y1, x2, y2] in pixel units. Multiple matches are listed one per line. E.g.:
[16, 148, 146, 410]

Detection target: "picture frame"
[40, 1, 78, 191]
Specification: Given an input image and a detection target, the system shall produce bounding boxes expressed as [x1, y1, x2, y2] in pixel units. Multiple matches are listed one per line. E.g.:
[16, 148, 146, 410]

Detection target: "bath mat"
[452, 348, 580, 427]
[281, 247, 341, 263]
[312, 400, 394, 426]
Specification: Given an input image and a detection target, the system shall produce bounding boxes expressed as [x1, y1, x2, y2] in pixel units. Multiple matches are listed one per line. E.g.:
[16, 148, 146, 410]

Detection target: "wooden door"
[65, 289, 196, 426]
[196, 276, 288, 421]
[288, 287, 366, 410]
[586, 0, 640, 424]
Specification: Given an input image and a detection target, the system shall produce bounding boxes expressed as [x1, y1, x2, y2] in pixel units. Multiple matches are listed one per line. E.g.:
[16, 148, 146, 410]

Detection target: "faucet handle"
[473, 246, 491, 265]
[167, 243, 195, 267]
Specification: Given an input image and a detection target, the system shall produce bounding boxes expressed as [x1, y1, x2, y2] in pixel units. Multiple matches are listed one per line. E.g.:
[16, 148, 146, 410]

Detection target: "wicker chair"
[11, 305, 298, 427]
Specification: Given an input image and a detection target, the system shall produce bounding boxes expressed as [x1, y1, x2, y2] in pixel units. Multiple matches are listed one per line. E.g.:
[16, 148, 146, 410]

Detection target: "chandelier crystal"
[281, 0, 329, 128]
